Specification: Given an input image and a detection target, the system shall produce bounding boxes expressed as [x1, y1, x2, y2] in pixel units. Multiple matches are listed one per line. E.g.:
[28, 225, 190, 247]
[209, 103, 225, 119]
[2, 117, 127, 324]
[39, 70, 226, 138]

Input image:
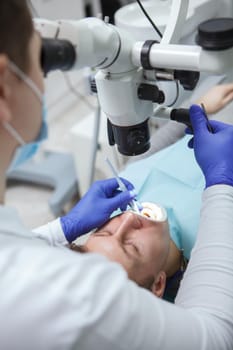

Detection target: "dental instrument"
[200, 103, 214, 133]
[105, 157, 141, 213]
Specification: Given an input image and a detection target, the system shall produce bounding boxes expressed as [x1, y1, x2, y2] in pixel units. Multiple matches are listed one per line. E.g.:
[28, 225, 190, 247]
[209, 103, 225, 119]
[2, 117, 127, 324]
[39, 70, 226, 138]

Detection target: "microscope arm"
[132, 42, 233, 74]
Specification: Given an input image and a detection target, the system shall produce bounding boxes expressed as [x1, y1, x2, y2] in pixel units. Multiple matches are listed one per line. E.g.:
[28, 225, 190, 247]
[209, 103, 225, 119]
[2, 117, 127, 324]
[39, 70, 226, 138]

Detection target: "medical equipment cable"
[62, 73, 96, 110]
[136, 0, 180, 108]
[89, 100, 101, 186]
[167, 80, 180, 107]
[136, 0, 163, 39]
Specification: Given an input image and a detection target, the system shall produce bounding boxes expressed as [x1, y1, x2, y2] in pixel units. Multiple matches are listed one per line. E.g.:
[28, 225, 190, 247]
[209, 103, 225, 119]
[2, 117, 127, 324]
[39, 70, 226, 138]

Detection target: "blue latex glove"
[186, 104, 233, 188]
[60, 177, 136, 242]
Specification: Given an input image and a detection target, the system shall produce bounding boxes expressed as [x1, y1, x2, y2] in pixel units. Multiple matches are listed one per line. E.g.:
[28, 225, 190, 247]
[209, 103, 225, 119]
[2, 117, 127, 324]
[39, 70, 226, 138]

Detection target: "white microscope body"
[35, 0, 233, 156]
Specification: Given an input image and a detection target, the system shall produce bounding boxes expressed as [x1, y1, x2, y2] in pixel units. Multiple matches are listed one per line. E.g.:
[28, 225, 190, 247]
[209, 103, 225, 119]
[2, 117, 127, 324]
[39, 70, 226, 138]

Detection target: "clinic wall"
[30, 0, 85, 19]
[217, 0, 233, 16]
[31, 0, 86, 120]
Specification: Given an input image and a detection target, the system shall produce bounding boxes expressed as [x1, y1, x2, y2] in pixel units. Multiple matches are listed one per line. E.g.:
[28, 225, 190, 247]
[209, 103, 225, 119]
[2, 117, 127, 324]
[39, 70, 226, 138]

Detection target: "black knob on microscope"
[196, 18, 233, 50]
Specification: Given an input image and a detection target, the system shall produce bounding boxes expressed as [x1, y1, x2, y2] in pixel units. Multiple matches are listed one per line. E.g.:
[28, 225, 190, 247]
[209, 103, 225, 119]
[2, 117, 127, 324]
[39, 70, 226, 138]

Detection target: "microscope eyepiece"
[41, 38, 76, 75]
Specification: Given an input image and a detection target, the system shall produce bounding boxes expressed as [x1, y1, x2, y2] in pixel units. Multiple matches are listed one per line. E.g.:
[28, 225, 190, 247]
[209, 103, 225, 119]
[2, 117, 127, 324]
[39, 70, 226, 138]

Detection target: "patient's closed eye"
[93, 231, 112, 237]
[124, 241, 140, 256]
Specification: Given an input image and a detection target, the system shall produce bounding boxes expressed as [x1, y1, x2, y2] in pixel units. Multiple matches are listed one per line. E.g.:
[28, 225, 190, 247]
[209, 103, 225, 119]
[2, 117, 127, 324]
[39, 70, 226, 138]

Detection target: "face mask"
[3, 61, 48, 170]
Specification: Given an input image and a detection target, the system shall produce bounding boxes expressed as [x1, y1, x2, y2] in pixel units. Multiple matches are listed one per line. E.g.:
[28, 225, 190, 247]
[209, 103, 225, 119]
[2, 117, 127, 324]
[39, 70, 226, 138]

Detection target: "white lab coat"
[0, 185, 232, 350]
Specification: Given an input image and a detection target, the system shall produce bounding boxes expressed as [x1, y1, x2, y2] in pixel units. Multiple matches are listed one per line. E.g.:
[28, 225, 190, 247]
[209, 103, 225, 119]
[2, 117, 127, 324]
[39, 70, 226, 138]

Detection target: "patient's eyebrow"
[92, 230, 112, 236]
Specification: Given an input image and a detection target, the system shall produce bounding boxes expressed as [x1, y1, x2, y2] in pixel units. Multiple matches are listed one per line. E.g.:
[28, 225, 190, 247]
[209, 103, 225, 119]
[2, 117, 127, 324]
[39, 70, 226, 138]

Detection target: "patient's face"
[85, 211, 170, 288]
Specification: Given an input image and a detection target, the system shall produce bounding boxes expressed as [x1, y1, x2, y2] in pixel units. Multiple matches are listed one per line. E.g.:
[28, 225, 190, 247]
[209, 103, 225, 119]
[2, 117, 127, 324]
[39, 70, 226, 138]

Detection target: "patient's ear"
[0, 55, 12, 123]
[150, 271, 166, 298]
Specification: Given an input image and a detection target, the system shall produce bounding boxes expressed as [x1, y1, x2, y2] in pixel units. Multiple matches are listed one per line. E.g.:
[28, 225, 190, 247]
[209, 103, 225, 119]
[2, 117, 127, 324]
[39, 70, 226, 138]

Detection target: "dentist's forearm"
[176, 185, 233, 346]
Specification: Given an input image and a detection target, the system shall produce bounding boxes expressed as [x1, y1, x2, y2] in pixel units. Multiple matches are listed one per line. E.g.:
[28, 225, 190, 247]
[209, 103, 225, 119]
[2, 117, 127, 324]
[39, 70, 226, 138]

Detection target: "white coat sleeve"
[32, 218, 68, 246]
[2, 185, 232, 350]
[175, 184, 233, 347]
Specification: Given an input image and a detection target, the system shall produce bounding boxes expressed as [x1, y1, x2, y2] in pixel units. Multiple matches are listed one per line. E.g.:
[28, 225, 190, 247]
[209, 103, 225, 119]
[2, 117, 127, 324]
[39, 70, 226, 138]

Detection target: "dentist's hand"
[187, 104, 233, 188]
[60, 178, 136, 242]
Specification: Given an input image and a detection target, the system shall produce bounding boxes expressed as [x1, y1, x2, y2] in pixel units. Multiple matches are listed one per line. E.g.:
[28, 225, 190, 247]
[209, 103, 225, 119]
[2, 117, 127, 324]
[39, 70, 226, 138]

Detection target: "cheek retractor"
[140, 202, 167, 222]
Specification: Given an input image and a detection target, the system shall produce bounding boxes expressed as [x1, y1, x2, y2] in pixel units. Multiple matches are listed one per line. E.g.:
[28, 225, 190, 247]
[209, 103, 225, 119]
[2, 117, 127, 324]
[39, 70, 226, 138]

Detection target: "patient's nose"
[114, 212, 141, 240]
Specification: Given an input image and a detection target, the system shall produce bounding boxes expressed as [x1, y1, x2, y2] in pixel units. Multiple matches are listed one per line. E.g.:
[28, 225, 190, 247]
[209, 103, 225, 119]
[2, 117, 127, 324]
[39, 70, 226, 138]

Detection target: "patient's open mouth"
[140, 202, 167, 222]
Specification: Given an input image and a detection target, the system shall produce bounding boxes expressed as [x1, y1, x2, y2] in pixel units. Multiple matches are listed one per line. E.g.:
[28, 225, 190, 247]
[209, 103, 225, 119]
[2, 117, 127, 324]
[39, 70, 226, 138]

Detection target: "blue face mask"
[3, 62, 48, 170]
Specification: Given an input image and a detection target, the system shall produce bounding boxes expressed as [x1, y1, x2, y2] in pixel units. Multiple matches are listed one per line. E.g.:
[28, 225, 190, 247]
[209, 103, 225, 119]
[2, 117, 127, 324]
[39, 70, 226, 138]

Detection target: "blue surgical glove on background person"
[187, 104, 233, 188]
[60, 178, 136, 242]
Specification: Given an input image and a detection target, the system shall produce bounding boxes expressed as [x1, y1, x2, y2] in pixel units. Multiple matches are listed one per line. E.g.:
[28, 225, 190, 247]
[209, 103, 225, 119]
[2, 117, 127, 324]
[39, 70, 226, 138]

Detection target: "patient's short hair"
[0, 1, 33, 72]
[69, 243, 88, 254]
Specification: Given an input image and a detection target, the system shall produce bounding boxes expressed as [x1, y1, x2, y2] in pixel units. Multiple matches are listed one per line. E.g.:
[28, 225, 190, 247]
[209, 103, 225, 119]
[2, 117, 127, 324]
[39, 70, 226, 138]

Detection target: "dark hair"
[0, 0, 33, 72]
[69, 243, 89, 254]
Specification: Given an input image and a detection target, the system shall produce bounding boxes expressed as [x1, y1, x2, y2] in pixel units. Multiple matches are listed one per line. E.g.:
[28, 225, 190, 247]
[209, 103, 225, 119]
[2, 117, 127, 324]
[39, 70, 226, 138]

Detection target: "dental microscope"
[7, 0, 233, 212]
[35, 0, 233, 156]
